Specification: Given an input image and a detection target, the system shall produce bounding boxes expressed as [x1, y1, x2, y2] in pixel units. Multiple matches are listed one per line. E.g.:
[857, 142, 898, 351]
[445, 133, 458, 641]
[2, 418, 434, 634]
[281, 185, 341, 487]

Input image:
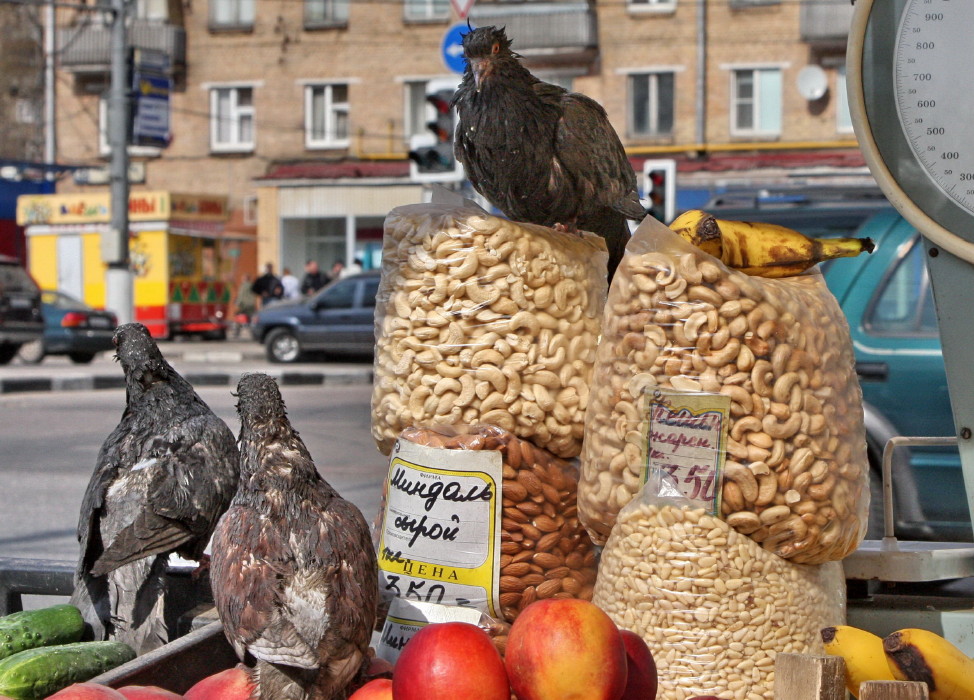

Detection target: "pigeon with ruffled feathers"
[210, 372, 378, 700]
[70, 322, 239, 654]
[453, 25, 646, 280]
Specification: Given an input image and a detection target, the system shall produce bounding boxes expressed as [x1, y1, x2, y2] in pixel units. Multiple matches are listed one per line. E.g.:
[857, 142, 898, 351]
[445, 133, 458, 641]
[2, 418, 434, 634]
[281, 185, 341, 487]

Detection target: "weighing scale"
[844, 0, 974, 649]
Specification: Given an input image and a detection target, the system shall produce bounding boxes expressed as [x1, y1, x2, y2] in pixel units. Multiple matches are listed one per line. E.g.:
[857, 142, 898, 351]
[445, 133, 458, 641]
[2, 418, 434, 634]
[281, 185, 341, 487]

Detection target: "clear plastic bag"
[578, 216, 869, 564]
[372, 199, 607, 459]
[592, 487, 847, 700]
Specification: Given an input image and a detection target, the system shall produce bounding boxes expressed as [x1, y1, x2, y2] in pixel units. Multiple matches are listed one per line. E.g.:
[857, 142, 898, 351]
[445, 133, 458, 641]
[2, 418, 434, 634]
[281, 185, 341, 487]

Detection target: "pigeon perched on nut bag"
[71, 323, 239, 654]
[210, 373, 378, 700]
[453, 25, 646, 281]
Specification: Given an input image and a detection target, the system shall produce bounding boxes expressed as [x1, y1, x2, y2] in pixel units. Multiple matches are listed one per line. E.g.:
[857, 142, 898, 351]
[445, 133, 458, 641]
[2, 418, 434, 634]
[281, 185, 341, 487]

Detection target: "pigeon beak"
[471, 58, 492, 90]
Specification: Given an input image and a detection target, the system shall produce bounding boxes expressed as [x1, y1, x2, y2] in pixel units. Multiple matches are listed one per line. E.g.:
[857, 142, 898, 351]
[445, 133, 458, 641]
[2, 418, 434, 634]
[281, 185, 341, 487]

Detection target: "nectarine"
[347, 678, 392, 699]
[505, 598, 628, 700]
[116, 685, 184, 699]
[183, 665, 254, 700]
[45, 684, 127, 699]
[619, 629, 657, 700]
[393, 622, 510, 700]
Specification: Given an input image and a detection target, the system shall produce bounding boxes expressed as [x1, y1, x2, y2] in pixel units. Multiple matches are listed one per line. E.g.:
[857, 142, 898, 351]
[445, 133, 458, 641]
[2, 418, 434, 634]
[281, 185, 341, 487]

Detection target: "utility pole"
[44, 0, 55, 175]
[105, 0, 132, 324]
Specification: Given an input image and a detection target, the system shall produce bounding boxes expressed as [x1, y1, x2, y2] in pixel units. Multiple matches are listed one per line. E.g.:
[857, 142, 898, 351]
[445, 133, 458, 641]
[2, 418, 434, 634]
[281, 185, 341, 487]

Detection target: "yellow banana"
[821, 625, 895, 698]
[884, 628, 974, 700]
[669, 209, 875, 278]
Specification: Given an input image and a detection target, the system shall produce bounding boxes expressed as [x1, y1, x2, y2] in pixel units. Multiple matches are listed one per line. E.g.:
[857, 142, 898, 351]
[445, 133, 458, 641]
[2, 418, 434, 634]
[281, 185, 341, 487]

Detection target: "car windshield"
[43, 291, 89, 310]
[0, 263, 35, 293]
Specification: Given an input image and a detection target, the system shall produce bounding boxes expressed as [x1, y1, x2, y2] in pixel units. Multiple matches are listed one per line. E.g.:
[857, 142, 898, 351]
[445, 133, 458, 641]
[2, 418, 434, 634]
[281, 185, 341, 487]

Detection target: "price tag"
[376, 597, 484, 664]
[642, 389, 731, 514]
[377, 439, 504, 617]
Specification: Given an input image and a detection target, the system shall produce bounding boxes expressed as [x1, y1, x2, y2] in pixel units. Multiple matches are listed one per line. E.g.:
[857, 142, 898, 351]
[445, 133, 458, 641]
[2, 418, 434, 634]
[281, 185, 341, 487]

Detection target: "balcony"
[467, 2, 596, 66]
[58, 19, 185, 75]
[800, 0, 855, 44]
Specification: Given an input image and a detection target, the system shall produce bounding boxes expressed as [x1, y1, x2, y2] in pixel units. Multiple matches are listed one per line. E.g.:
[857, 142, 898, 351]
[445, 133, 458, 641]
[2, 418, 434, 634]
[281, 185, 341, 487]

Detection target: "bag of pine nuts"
[372, 201, 607, 459]
[592, 494, 846, 700]
[577, 216, 869, 564]
[374, 424, 598, 629]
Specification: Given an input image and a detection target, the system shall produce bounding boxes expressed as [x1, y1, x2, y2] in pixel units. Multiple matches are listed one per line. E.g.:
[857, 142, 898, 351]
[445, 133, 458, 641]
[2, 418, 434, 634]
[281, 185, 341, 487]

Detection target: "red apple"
[505, 598, 628, 700]
[45, 684, 127, 699]
[347, 678, 392, 699]
[183, 665, 254, 700]
[393, 622, 510, 700]
[116, 686, 184, 699]
[619, 629, 657, 700]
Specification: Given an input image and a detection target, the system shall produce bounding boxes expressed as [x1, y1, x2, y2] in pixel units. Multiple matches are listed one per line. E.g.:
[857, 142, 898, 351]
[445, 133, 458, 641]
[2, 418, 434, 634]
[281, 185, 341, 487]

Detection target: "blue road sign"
[442, 22, 471, 74]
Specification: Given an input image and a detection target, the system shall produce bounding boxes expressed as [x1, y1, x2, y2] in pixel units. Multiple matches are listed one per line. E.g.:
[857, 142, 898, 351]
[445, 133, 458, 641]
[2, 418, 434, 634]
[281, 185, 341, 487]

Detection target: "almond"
[502, 464, 517, 480]
[512, 549, 533, 563]
[502, 561, 532, 577]
[503, 479, 528, 502]
[502, 518, 522, 533]
[564, 552, 584, 569]
[545, 566, 570, 580]
[532, 551, 563, 569]
[501, 541, 520, 555]
[541, 483, 561, 505]
[503, 506, 529, 523]
[519, 439, 536, 468]
[536, 578, 562, 599]
[533, 514, 560, 533]
[561, 576, 582, 596]
[519, 585, 538, 610]
[520, 523, 542, 540]
[500, 575, 526, 593]
[517, 469, 543, 496]
[535, 531, 562, 553]
[499, 591, 522, 608]
[515, 501, 543, 517]
[499, 554, 513, 569]
[505, 439, 522, 469]
[522, 573, 545, 587]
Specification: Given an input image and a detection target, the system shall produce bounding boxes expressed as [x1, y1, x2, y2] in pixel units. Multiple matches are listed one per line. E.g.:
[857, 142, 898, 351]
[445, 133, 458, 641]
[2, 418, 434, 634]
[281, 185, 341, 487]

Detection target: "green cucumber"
[0, 605, 85, 661]
[0, 641, 136, 699]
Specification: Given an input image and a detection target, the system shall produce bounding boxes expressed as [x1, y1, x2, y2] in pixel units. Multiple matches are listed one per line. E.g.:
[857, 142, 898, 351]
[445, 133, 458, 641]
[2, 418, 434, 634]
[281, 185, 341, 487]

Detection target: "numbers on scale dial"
[894, 0, 974, 209]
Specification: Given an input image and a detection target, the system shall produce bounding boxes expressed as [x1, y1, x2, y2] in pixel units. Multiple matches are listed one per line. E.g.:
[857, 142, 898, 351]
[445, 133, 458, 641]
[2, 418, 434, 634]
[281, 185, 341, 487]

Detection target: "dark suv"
[0, 256, 43, 364]
[252, 271, 380, 363]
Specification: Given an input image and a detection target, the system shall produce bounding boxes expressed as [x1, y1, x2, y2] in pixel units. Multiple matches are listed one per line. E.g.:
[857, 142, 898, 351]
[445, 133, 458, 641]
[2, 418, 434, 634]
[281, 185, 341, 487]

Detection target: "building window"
[836, 65, 853, 134]
[210, 85, 255, 153]
[306, 83, 349, 149]
[98, 98, 161, 158]
[405, 81, 429, 141]
[731, 67, 782, 136]
[628, 0, 677, 12]
[210, 0, 254, 29]
[629, 72, 675, 137]
[304, 0, 348, 27]
[404, 0, 449, 21]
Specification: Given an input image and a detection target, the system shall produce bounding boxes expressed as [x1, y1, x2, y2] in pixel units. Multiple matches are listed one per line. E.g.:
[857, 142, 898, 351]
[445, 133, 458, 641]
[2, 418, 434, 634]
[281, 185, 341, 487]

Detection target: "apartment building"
[45, 0, 865, 280]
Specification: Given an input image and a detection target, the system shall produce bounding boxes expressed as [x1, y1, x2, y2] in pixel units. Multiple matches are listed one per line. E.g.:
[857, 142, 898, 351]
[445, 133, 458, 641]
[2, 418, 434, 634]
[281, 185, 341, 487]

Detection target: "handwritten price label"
[377, 439, 504, 618]
[643, 390, 731, 514]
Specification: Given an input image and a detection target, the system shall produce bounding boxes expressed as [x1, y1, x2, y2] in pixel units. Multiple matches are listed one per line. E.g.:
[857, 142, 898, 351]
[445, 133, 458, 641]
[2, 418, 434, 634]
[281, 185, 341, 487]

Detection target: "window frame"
[864, 233, 940, 339]
[303, 81, 351, 150]
[626, 70, 676, 138]
[209, 83, 257, 154]
[98, 98, 162, 158]
[208, 0, 255, 30]
[303, 0, 349, 29]
[403, 0, 449, 22]
[729, 65, 784, 137]
[627, 0, 677, 14]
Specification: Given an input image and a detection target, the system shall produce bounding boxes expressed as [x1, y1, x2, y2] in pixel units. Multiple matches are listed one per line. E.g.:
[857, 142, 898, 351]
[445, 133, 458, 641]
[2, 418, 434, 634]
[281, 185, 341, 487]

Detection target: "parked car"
[0, 255, 43, 365]
[251, 271, 380, 363]
[704, 193, 966, 540]
[16, 290, 118, 364]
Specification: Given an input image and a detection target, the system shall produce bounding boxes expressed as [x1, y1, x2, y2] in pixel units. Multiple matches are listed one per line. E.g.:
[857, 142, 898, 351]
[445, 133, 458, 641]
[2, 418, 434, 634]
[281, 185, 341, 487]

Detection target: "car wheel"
[69, 352, 96, 364]
[0, 344, 21, 365]
[266, 328, 301, 363]
[15, 340, 44, 364]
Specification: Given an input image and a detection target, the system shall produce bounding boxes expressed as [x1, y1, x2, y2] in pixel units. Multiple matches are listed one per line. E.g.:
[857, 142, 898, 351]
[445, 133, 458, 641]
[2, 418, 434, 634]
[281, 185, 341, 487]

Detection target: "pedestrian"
[232, 274, 257, 338]
[251, 263, 282, 308]
[281, 267, 301, 299]
[300, 260, 328, 296]
[344, 257, 364, 277]
[330, 260, 346, 280]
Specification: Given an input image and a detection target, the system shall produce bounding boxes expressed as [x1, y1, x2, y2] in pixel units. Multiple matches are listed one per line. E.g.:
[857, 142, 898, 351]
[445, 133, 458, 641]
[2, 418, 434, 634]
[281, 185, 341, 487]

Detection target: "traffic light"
[408, 81, 464, 183]
[642, 158, 676, 223]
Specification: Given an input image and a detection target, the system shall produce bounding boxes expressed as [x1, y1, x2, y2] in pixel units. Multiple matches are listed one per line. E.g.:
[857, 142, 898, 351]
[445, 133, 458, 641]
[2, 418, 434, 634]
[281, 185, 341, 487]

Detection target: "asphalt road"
[0, 382, 390, 563]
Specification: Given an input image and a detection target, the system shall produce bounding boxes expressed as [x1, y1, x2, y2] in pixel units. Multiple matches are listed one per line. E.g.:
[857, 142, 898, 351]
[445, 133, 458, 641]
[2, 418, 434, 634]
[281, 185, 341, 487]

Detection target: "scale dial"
[894, 1, 974, 218]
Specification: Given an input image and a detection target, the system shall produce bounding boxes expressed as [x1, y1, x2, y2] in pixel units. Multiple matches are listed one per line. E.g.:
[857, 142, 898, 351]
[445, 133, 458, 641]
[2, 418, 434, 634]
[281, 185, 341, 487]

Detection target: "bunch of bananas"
[668, 210, 875, 278]
[822, 625, 974, 700]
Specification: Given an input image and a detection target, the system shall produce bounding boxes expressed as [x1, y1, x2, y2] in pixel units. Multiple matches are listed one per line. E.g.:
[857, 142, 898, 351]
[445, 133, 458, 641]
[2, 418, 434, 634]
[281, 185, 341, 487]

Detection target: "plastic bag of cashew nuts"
[374, 424, 599, 628]
[592, 494, 846, 700]
[577, 216, 870, 564]
[372, 200, 608, 460]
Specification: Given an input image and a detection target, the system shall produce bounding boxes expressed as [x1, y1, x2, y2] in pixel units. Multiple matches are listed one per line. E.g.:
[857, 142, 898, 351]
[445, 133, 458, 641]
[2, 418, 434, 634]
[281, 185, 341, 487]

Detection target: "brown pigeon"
[453, 25, 646, 280]
[210, 373, 378, 700]
[70, 322, 239, 654]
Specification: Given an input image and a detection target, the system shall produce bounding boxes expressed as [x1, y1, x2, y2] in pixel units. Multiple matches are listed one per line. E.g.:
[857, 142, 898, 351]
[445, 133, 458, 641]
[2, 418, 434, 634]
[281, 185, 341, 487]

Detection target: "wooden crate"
[774, 653, 928, 700]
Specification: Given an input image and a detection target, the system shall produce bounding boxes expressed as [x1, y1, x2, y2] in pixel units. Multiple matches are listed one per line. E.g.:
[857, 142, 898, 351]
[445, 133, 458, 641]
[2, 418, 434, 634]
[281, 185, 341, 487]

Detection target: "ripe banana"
[669, 209, 875, 278]
[884, 628, 974, 700]
[821, 625, 895, 698]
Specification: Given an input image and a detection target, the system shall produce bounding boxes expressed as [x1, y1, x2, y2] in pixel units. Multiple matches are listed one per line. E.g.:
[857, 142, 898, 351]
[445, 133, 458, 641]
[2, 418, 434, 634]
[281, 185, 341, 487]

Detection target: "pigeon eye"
[491, 42, 500, 55]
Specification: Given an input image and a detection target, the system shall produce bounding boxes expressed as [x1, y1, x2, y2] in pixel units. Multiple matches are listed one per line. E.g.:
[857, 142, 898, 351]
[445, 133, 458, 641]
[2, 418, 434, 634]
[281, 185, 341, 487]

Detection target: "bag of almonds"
[374, 424, 598, 627]
[577, 216, 869, 564]
[372, 200, 607, 459]
[592, 492, 846, 700]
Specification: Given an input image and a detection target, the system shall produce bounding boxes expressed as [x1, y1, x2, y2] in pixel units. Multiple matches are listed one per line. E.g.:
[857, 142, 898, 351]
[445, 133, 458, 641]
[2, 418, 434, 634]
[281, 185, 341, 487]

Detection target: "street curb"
[0, 369, 374, 395]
